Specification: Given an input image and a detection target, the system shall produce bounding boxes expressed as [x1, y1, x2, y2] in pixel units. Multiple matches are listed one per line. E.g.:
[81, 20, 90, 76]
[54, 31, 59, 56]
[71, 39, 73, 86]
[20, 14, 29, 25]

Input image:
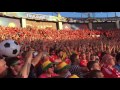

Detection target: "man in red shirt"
[101, 54, 120, 78]
[49, 48, 58, 63]
[79, 53, 88, 67]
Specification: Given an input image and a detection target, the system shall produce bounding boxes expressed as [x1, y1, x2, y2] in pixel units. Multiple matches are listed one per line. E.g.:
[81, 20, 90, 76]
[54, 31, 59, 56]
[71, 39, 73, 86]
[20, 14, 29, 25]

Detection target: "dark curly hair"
[70, 53, 78, 64]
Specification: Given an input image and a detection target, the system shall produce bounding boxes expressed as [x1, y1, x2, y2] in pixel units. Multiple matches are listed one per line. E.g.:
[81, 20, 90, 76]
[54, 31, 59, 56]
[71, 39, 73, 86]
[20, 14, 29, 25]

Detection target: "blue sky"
[32, 12, 120, 18]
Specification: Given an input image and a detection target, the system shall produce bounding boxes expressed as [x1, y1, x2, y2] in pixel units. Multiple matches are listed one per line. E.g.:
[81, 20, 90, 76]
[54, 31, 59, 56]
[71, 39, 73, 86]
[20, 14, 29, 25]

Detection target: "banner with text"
[26, 20, 57, 29]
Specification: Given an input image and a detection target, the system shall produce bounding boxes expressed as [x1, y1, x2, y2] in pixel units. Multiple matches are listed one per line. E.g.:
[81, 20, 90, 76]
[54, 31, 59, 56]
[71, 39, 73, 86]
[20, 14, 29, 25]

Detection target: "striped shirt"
[69, 65, 83, 77]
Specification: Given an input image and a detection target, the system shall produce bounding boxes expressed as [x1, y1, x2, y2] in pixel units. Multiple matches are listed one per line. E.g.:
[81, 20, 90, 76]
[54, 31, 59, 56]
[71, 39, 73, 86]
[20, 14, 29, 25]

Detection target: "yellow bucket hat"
[42, 60, 53, 71]
[69, 74, 79, 78]
[56, 61, 69, 72]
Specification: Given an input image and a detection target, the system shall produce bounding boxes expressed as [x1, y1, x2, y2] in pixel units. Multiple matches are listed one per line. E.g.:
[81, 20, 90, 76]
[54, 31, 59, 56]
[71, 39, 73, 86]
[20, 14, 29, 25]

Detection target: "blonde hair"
[101, 54, 112, 63]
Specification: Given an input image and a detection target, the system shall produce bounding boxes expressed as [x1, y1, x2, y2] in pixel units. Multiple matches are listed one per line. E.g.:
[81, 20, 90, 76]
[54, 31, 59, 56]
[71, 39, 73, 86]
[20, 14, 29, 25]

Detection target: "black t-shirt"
[28, 64, 37, 78]
[28, 64, 43, 78]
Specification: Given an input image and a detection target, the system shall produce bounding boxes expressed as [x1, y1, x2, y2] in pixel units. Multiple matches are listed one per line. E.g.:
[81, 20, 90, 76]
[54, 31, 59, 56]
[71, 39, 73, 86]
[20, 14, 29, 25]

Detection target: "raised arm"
[18, 48, 34, 78]
[31, 50, 43, 67]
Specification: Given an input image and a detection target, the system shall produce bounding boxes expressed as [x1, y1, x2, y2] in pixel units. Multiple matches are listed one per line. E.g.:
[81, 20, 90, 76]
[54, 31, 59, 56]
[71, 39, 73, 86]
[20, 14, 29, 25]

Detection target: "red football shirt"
[101, 65, 120, 78]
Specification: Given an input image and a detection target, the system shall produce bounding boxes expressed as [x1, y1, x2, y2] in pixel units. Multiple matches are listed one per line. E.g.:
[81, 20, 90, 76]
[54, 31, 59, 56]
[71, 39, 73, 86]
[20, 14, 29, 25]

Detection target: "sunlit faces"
[106, 55, 115, 66]
[90, 55, 96, 61]
[58, 51, 63, 58]
[81, 53, 86, 60]
[102, 54, 116, 66]
[11, 60, 24, 73]
[91, 63, 101, 70]
[107, 56, 115, 66]
[47, 65, 54, 74]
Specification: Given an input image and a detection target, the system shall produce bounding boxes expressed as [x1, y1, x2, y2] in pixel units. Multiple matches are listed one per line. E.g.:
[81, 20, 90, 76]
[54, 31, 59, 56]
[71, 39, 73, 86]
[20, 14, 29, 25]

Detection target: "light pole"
[88, 12, 90, 18]
[106, 12, 108, 18]
[92, 12, 95, 18]
[81, 13, 82, 18]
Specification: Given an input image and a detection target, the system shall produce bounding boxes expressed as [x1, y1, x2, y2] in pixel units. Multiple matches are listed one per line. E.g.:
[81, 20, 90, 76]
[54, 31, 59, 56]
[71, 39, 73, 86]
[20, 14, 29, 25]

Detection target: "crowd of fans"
[0, 25, 120, 78]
